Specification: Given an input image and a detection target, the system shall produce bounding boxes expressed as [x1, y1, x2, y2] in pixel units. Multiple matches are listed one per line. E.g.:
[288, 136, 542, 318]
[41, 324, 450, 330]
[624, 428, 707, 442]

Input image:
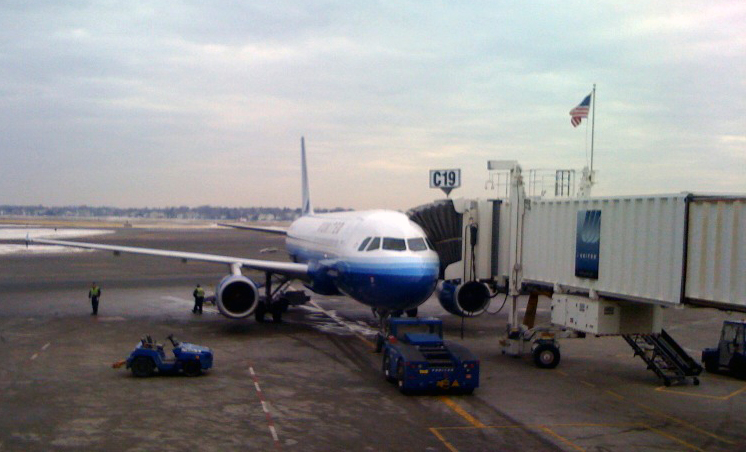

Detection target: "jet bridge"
[413, 161, 746, 382]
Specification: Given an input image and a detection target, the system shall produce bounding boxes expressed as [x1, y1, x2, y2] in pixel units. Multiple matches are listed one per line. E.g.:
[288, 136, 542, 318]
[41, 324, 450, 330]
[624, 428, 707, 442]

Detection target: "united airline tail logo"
[579, 210, 601, 244]
[575, 210, 601, 279]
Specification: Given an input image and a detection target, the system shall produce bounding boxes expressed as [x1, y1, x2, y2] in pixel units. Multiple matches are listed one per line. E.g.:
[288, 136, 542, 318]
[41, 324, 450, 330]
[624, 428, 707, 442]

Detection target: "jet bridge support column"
[505, 162, 525, 336]
[492, 162, 562, 367]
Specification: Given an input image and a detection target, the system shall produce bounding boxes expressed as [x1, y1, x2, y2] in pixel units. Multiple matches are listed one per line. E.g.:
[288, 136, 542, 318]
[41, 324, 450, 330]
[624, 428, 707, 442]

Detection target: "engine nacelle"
[215, 274, 259, 319]
[438, 280, 491, 317]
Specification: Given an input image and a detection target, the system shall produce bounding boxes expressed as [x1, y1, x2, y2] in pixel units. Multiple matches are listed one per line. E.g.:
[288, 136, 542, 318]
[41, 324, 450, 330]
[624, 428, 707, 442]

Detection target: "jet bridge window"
[358, 237, 372, 251]
[382, 238, 407, 251]
[407, 238, 428, 251]
[366, 237, 381, 251]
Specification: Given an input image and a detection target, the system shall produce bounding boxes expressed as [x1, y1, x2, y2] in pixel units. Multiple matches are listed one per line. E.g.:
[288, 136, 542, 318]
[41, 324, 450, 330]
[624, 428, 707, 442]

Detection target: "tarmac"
[1, 224, 745, 451]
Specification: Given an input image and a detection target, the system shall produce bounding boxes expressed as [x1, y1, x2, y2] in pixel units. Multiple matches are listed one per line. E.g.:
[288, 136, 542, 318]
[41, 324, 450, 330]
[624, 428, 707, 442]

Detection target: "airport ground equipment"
[123, 334, 213, 377]
[702, 320, 746, 379]
[623, 330, 702, 386]
[381, 317, 479, 394]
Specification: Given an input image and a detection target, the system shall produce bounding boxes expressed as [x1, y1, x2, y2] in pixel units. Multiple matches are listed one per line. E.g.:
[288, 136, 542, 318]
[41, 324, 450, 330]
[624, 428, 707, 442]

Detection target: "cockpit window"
[366, 237, 381, 251]
[407, 238, 427, 251]
[358, 237, 371, 251]
[382, 238, 407, 251]
[426, 238, 436, 250]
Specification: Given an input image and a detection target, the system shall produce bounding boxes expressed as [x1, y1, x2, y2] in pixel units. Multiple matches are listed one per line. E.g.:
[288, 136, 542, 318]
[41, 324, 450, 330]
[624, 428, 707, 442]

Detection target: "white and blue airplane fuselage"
[287, 210, 439, 311]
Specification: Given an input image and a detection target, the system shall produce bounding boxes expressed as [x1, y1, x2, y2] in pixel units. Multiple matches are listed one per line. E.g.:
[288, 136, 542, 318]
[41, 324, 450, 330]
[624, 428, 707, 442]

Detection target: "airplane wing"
[218, 223, 288, 235]
[30, 237, 308, 279]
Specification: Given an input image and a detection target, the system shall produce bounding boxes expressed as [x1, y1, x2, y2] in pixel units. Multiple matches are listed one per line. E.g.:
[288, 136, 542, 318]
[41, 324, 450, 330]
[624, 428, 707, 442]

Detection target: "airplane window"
[382, 238, 406, 251]
[358, 237, 371, 251]
[407, 238, 427, 251]
[425, 238, 436, 250]
[366, 237, 380, 251]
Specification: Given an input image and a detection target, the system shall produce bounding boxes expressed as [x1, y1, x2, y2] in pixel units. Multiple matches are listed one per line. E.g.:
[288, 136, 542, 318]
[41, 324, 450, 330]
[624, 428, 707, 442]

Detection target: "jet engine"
[215, 274, 259, 319]
[437, 280, 491, 317]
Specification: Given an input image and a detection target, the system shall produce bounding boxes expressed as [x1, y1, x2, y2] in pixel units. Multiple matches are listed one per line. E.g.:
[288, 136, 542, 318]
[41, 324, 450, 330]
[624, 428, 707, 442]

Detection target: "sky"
[1, 1, 744, 211]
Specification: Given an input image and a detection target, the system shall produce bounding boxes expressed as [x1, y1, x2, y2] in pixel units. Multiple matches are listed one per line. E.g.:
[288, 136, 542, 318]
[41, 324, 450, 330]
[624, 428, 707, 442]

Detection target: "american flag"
[570, 93, 591, 127]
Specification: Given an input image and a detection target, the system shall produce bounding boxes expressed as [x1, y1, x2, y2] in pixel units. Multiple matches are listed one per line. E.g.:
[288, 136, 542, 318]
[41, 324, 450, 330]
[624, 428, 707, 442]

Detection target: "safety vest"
[195, 287, 205, 297]
[90, 287, 100, 297]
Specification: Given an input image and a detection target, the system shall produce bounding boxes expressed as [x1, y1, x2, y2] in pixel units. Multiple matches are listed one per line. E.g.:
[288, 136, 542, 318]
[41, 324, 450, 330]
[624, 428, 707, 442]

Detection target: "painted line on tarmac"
[635, 402, 735, 445]
[249, 365, 281, 449]
[439, 396, 485, 428]
[428, 427, 458, 452]
[645, 425, 705, 452]
[30, 342, 52, 360]
[538, 426, 584, 452]
[553, 366, 720, 448]
[654, 383, 746, 400]
[429, 422, 648, 452]
[308, 300, 375, 347]
[431, 422, 703, 452]
[160, 296, 219, 314]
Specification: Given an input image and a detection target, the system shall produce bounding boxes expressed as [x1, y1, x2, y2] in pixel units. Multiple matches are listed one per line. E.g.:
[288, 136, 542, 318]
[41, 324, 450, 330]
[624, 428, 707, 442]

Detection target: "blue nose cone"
[335, 258, 439, 311]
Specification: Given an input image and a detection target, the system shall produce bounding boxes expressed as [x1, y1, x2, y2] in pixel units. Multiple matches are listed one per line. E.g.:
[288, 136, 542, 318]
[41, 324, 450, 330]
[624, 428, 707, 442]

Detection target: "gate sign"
[430, 169, 461, 196]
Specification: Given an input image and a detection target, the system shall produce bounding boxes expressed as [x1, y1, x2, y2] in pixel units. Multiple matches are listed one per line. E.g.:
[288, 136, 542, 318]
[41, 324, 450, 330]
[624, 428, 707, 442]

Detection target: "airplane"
[31, 138, 441, 331]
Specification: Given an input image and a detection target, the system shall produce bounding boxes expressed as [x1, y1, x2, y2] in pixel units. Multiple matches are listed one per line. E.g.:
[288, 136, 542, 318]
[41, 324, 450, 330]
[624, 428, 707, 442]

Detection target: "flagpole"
[590, 84, 596, 173]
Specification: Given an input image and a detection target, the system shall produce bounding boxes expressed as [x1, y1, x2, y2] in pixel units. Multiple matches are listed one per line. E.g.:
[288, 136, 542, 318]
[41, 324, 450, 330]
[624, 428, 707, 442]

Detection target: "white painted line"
[249, 364, 281, 446]
[41, 342, 50, 351]
[162, 296, 192, 303]
[308, 300, 377, 339]
[30, 353, 38, 360]
[269, 425, 279, 442]
[160, 296, 219, 314]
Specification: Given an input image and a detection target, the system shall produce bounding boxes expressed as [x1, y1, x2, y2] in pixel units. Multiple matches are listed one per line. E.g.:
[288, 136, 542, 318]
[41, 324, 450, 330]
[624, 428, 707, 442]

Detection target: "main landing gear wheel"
[131, 356, 155, 378]
[405, 308, 418, 318]
[533, 344, 561, 369]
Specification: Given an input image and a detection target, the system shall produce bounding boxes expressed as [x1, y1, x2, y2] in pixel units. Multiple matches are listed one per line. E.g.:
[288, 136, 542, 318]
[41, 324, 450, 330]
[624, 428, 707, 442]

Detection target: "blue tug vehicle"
[123, 334, 213, 377]
[702, 320, 746, 379]
[381, 317, 479, 394]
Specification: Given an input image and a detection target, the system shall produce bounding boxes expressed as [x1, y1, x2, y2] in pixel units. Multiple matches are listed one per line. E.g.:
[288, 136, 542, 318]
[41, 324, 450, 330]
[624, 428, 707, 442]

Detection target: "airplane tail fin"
[301, 137, 314, 216]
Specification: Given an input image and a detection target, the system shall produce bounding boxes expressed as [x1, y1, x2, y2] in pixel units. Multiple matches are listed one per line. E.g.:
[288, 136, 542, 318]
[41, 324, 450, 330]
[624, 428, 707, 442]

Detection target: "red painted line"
[249, 364, 281, 449]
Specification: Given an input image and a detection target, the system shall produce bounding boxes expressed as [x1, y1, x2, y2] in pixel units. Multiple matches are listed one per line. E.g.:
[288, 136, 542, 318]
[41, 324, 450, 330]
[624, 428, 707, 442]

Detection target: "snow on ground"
[0, 228, 113, 255]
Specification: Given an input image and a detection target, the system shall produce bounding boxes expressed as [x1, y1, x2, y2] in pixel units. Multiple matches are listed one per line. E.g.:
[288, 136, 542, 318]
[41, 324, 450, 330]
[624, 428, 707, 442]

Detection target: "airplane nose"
[365, 262, 439, 310]
[334, 255, 439, 311]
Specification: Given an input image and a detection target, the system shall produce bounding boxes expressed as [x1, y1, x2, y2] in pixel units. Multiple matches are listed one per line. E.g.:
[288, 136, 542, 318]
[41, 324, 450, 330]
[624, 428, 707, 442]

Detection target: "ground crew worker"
[192, 284, 205, 314]
[89, 282, 101, 315]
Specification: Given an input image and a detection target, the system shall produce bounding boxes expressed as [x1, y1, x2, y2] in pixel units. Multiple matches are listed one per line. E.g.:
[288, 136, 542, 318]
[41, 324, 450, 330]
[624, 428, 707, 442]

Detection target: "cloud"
[0, 1, 744, 210]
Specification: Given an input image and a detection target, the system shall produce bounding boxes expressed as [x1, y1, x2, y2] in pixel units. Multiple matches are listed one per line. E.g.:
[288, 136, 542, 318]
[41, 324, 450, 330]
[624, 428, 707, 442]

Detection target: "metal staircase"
[622, 329, 703, 386]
